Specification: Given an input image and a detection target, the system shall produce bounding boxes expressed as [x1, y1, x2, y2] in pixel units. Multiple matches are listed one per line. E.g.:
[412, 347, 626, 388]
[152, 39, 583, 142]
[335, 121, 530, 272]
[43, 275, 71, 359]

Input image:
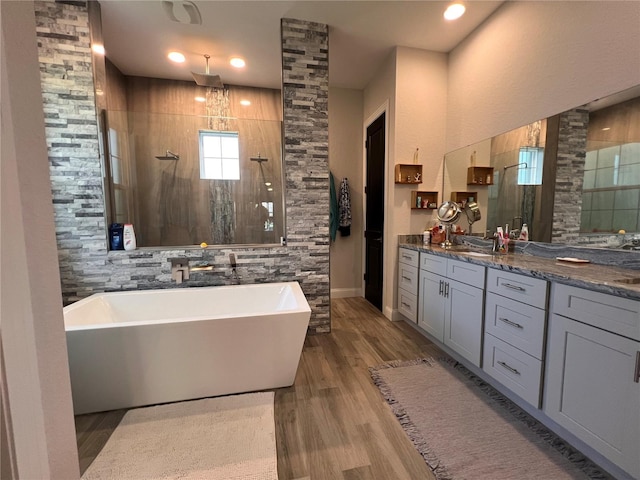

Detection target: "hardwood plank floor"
[75, 297, 443, 479]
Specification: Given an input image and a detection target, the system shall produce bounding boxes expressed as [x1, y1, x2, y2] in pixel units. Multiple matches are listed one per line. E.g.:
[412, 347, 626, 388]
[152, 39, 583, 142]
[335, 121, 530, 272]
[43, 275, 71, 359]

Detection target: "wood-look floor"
[75, 297, 445, 479]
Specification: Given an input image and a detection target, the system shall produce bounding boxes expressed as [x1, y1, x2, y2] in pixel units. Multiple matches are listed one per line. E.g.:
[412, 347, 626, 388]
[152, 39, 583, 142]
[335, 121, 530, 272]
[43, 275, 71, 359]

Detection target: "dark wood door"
[365, 113, 385, 310]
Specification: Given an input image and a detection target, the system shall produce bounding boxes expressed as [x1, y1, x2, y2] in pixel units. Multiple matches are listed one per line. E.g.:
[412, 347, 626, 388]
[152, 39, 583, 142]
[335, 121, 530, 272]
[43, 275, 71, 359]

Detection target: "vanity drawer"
[487, 268, 547, 309]
[398, 262, 419, 295]
[447, 258, 485, 289]
[398, 248, 419, 268]
[551, 283, 640, 341]
[398, 288, 418, 322]
[485, 292, 546, 360]
[483, 333, 543, 408]
[420, 252, 447, 276]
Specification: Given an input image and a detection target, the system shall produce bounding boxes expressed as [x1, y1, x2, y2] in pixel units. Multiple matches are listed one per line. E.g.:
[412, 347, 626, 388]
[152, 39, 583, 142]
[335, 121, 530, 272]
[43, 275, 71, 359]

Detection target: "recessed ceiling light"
[168, 51, 186, 63]
[444, 3, 466, 20]
[265, 182, 272, 186]
[195, 96, 206, 103]
[602, 127, 611, 131]
[267, 187, 273, 192]
[230, 57, 246, 68]
[92, 44, 105, 55]
[240, 99, 251, 106]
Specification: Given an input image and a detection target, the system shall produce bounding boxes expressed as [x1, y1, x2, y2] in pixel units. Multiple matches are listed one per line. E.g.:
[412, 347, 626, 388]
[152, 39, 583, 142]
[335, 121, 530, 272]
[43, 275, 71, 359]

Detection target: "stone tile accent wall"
[34, 0, 109, 293]
[552, 108, 589, 244]
[34, 1, 331, 334]
[281, 18, 330, 332]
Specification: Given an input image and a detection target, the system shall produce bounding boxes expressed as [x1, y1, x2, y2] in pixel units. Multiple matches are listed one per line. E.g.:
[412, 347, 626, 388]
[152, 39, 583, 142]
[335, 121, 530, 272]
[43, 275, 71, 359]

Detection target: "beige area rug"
[370, 358, 612, 480]
[82, 392, 277, 480]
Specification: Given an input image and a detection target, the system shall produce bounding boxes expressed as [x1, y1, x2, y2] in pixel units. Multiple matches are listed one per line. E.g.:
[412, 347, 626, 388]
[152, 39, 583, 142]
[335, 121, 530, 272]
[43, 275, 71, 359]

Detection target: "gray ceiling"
[99, 1, 504, 90]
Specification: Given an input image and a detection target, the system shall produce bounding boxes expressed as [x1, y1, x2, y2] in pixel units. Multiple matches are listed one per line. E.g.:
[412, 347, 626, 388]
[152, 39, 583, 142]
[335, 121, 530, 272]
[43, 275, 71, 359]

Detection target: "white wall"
[395, 47, 448, 234]
[363, 47, 448, 320]
[447, 1, 640, 152]
[0, 1, 79, 478]
[389, 47, 448, 319]
[329, 87, 364, 297]
[363, 50, 396, 317]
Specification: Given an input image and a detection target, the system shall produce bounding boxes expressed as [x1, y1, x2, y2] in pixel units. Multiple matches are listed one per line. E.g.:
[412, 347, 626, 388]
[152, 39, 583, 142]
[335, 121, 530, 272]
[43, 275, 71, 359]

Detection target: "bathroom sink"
[445, 247, 492, 257]
[613, 277, 640, 285]
[462, 251, 493, 257]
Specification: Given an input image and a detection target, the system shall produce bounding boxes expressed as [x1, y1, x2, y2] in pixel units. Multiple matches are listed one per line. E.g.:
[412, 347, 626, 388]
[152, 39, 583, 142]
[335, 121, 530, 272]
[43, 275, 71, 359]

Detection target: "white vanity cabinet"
[545, 284, 640, 479]
[397, 248, 419, 322]
[418, 253, 485, 367]
[483, 269, 548, 407]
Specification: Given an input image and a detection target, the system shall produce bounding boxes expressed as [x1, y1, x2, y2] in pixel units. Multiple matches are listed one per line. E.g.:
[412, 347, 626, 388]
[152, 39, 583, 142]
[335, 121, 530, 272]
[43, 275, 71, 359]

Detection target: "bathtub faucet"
[169, 257, 190, 284]
[229, 253, 240, 283]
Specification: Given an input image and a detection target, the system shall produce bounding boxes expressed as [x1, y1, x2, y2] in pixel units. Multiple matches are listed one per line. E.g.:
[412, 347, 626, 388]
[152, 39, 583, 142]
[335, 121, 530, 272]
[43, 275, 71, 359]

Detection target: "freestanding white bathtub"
[64, 282, 311, 414]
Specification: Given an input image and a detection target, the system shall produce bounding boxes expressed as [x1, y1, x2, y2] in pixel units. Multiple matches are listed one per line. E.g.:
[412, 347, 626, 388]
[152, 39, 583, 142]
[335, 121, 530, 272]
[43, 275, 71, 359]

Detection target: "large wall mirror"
[95, 5, 285, 249]
[443, 84, 640, 249]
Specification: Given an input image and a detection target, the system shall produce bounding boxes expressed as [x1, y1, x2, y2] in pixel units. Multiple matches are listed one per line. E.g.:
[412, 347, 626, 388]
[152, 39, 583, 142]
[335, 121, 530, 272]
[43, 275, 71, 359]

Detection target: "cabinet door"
[545, 314, 640, 479]
[418, 270, 446, 342]
[444, 278, 484, 367]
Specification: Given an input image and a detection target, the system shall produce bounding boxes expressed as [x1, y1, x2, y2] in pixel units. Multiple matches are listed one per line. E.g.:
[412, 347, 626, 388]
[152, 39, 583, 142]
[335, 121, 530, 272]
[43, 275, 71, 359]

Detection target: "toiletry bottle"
[518, 224, 529, 241]
[423, 228, 431, 245]
[123, 223, 137, 251]
[109, 223, 124, 250]
[496, 226, 506, 253]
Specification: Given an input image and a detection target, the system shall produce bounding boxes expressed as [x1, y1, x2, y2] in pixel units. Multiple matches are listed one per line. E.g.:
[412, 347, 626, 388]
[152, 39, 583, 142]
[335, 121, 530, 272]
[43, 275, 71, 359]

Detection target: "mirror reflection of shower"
[486, 120, 546, 239]
[250, 153, 275, 232]
[103, 76, 284, 247]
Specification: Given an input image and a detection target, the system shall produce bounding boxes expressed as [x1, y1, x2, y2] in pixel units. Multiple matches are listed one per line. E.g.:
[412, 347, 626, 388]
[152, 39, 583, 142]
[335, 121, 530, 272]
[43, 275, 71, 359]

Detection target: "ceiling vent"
[162, 1, 202, 25]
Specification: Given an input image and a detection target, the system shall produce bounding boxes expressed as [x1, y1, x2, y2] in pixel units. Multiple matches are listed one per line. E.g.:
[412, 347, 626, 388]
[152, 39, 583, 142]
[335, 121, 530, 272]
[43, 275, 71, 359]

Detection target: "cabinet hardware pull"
[498, 361, 521, 375]
[402, 276, 412, 282]
[499, 317, 524, 329]
[634, 351, 640, 383]
[444, 282, 449, 298]
[439, 280, 443, 295]
[402, 255, 412, 260]
[402, 302, 411, 308]
[502, 283, 526, 292]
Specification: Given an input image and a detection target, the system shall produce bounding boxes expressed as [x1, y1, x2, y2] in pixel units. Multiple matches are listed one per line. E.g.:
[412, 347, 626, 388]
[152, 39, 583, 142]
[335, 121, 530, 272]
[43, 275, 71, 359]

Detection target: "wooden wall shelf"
[395, 164, 423, 184]
[451, 191, 477, 207]
[467, 166, 494, 185]
[411, 191, 438, 210]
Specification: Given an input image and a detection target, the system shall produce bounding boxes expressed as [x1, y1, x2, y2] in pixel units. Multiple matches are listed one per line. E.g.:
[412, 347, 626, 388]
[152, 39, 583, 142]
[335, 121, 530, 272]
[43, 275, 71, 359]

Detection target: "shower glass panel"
[104, 110, 284, 247]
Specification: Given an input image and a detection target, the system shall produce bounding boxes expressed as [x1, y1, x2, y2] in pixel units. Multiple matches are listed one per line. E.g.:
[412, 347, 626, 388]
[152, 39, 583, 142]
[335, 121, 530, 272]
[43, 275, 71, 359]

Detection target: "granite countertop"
[399, 242, 640, 301]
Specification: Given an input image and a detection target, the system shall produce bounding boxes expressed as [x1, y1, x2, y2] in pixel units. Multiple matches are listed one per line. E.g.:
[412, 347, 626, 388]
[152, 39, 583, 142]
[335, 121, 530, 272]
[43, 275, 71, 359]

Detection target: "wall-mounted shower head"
[155, 150, 180, 160]
[250, 153, 268, 163]
[192, 54, 224, 89]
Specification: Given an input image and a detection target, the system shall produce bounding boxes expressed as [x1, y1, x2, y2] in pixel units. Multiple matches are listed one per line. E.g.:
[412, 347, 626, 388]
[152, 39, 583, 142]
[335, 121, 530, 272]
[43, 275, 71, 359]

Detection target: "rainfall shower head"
[192, 54, 224, 89]
[155, 150, 180, 160]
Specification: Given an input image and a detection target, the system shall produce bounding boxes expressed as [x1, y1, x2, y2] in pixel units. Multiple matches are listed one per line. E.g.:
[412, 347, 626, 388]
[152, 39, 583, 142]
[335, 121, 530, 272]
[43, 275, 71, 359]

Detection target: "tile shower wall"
[35, 1, 331, 334]
[552, 108, 589, 243]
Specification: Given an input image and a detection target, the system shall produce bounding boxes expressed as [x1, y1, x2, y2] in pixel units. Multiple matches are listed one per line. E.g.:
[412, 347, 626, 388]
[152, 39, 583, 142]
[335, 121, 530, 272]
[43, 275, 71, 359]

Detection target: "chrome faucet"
[169, 257, 190, 284]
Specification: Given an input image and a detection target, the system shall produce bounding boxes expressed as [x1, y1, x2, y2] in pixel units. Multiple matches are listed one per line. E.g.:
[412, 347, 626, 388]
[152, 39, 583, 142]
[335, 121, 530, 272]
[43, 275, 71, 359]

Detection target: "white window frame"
[198, 130, 240, 180]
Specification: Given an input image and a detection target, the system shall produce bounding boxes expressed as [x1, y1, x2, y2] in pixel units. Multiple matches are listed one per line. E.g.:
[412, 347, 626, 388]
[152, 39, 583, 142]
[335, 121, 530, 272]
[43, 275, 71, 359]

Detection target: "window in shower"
[517, 147, 544, 185]
[199, 130, 240, 180]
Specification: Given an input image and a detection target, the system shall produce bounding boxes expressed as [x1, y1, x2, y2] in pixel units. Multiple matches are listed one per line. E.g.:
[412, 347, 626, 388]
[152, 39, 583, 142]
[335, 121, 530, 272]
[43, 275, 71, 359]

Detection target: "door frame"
[362, 101, 390, 317]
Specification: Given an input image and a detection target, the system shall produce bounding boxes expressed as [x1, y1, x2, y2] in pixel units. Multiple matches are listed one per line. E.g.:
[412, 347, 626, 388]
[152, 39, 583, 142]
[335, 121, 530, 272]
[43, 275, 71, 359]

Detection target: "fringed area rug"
[82, 392, 277, 480]
[370, 358, 612, 480]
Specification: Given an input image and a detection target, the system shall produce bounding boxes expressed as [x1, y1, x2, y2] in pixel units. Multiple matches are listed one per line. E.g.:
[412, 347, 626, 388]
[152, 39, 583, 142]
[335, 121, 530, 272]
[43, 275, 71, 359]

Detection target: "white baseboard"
[390, 309, 406, 322]
[331, 288, 363, 299]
